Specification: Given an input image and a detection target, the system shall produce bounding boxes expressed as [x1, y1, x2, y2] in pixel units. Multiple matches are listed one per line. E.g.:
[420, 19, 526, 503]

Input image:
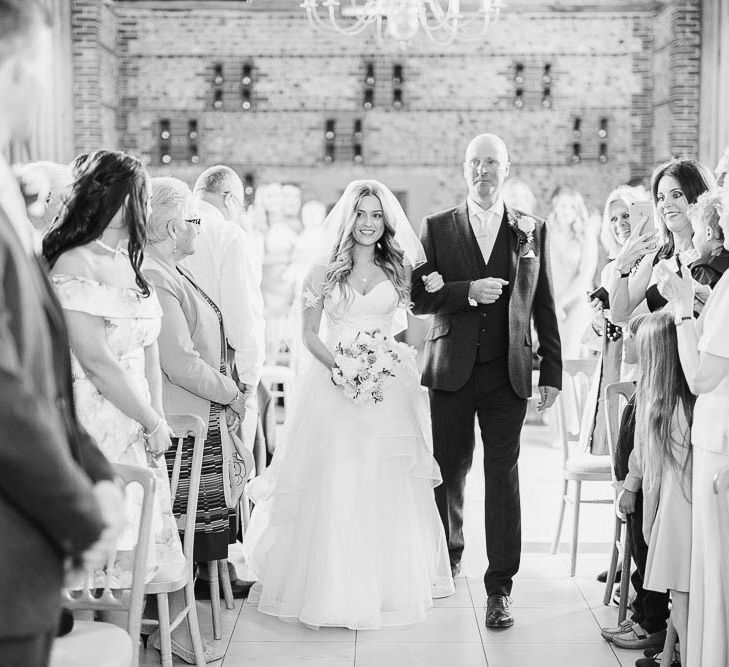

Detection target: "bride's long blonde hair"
[320, 181, 409, 306]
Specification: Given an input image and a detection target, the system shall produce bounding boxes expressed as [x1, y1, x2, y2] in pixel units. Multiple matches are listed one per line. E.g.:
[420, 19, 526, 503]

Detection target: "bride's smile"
[352, 194, 385, 246]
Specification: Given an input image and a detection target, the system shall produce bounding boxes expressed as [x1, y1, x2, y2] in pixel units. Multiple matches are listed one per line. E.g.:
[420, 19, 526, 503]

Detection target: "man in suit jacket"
[412, 134, 562, 629]
[0, 2, 122, 664]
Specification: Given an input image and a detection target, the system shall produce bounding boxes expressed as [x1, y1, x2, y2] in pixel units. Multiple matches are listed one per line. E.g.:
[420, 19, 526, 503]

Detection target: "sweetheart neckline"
[348, 279, 393, 298]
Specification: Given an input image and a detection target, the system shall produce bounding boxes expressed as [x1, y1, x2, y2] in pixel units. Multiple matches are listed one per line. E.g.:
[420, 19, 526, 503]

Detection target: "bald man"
[412, 134, 562, 629]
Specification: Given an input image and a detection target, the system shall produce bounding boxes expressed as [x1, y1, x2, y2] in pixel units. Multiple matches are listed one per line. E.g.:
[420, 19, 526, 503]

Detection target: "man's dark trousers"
[430, 356, 527, 597]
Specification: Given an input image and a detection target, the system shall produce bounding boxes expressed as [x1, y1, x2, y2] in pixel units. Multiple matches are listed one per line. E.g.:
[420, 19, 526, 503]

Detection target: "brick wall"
[70, 0, 703, 222]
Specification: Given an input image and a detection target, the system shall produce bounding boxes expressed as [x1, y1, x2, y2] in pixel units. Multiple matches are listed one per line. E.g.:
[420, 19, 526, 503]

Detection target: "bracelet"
[675, 315, 693, 326]
[143, 415, 164, 439]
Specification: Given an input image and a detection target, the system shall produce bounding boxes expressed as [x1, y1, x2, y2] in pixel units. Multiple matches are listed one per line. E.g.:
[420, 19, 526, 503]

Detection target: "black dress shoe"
[485, 595, 514, 628]
[597, 569, 622, 583]
[194, 577, 255, 600]
[451, 563, 461, 578]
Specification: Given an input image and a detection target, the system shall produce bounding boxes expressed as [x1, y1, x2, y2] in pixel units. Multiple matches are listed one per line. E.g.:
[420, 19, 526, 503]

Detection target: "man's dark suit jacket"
[412, 202, 562, 397]
[0, 204, 113, 639]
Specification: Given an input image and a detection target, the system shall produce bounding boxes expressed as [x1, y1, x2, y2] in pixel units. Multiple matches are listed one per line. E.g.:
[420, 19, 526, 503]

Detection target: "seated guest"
[45, 150, 185, 588]
[0, 2, 122, 664]
[656, 193, 729, 666]
[687, 188, 729, 290]
[599, 314, 671, 661]
[143, 177, 246, 659]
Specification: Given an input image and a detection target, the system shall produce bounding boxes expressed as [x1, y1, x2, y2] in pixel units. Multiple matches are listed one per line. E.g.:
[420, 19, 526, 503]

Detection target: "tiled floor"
[140, 418, 639, 667]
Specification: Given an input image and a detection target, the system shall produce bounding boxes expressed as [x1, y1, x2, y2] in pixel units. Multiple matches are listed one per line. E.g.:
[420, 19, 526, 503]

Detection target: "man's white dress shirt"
[180, 199, 265, 387]
[467, 196, 505, 265]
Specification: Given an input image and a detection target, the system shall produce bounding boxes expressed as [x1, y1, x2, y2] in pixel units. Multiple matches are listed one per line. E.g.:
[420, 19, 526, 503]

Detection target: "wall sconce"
[353, 143, 363, 164]
[324, 119, 336, 163]
[599, 142, 608, 163]
[353, 118, 363, 141]
[514, 62, 524, 85]
[159, 119, 171, 165]
[213, 89, 223, 110]
[514, 88, 524, 109]
[572, 117, 582, 139]
[542, 87, 551, 109]
[571, 142, 581, 164]
[598, 117, 608, 139]
[213, 63, 223, 87]
[365, 62, 375, 86]
[363, 88, 374, 110]
[187, 120, 199, 164]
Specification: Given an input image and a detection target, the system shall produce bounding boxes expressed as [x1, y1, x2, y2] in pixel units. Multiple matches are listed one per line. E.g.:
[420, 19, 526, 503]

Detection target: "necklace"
[94, 238, 129, 257]
[353, 262, 376, 284]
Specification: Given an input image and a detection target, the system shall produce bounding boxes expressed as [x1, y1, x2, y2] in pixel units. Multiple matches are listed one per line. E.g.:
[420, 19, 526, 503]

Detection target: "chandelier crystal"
[300, 0, 504, 46]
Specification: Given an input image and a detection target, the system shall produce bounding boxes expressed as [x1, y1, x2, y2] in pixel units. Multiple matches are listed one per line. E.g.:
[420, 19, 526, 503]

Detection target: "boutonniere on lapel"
[510, 214, 538, 258]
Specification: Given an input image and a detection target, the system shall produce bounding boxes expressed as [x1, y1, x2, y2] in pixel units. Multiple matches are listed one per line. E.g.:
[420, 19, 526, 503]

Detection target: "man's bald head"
[22, 161, 73, 230]
[193, 165, 246, 224]
[463, 133, 510, 208]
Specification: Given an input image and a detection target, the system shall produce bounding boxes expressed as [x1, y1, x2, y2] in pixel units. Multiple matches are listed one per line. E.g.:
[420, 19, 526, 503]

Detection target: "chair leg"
[184, 573, 206, 666]
[618, 534, 632, 623]
[551, 479, 569, 555]
[570, 480, 582, 577]
[208, 560, 222, 640]
[603, 516, 620, 606]
[660, 618, 678, 667]
[156, 593, 173, 667]
[219, 558, 235, 610]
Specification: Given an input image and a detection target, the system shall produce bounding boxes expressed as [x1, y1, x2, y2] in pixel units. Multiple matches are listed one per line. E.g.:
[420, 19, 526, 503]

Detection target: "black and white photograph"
[1, 0, 728, 665]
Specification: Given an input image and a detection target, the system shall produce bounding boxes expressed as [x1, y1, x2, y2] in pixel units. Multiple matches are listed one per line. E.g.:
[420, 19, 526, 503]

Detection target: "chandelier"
[300, 0, 504, 46]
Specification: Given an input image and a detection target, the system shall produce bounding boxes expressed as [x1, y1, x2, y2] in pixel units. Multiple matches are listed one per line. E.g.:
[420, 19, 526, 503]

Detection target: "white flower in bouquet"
[335, 354, 360, 380]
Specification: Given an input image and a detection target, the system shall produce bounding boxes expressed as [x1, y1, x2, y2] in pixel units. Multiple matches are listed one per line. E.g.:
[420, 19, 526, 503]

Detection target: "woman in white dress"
[243, 180, 454, 629]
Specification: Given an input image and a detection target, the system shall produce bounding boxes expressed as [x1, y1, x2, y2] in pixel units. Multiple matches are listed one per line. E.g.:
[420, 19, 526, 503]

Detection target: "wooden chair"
[142, 415, 206, 667]
[551, 358, 613, 576]
[51, 463, 156, 667]
[260, 364, 294, 424]
[603, 381, 635, 621]
[713, 464, 729, 667]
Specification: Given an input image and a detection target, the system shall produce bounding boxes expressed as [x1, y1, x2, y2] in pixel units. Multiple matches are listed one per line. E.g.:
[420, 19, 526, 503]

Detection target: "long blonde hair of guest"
[321, 181, 409, 306]
[635, 312, 694, 497]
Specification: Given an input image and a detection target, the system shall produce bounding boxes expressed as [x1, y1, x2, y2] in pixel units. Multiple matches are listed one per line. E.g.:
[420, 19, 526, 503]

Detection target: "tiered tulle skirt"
[243, 353, 454, 629]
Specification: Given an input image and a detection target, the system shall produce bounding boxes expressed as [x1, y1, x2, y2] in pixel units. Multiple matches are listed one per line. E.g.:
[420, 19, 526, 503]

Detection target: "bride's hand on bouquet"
[422, 271, 445, 293]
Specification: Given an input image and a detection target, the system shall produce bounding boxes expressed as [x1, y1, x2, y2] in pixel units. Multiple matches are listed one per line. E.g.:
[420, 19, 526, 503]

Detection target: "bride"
[243, 180, 455, 629]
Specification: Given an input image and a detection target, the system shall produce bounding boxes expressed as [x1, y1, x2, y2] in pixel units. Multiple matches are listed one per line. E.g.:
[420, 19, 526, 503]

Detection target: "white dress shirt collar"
[467, 196, 505, 224]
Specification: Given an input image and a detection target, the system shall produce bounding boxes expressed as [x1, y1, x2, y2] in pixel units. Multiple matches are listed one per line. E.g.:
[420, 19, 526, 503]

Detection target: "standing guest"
[656, 194, 729, 666]
[16, 161, 72, 231]
[0, 2, 123, 665]
[502, 177, 538, 216]
[144, 178, 247, 633]
[580, 187, 650, 456]
[411, 133, 562, 629]
[619, 312, 694, 667]
[181, 166, 264, 466]
[610, 159, 715, 323]
[44, 150, 185, 587]
[547, 185, 599, 358]
[687, 188, 729, 290]
[599, 315, 672, 660]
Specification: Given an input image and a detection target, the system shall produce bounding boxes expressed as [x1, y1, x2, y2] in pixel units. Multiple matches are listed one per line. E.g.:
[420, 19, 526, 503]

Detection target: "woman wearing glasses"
[44, 150, 185, 587]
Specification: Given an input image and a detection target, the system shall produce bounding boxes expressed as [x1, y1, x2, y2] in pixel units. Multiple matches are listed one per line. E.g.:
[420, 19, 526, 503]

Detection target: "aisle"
[140, 421, 634, 667]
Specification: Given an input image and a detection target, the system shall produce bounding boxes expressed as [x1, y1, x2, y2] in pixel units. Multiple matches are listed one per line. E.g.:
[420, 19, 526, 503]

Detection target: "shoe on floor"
[451, 563, 461, 578]
[485, 595, 514, 628]
[194, 577, 255, 600]
[148, 630, 225, 664]
[613, 623, 667, 650]
[634, 651, 680, 667]
[600, 617, 634, 642]
[597, 569, 622, 584]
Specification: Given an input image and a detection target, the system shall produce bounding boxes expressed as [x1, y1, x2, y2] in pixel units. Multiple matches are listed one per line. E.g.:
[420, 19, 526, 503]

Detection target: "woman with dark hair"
[243, 180, 454, 629]
[610, 159, 716, 323]
[45, 149, 184, 586]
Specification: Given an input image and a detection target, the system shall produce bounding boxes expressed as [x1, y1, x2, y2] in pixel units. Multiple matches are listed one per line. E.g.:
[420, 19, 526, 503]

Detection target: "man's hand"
[537, 385, 560, 412]
[469, 277, 509, 304]
[618, 489, 637, 515]
[80, 480, 125, 569]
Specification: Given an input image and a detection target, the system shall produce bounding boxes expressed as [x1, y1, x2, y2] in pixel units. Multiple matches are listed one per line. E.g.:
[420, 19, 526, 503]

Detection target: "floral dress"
[52, 275, 184, 586]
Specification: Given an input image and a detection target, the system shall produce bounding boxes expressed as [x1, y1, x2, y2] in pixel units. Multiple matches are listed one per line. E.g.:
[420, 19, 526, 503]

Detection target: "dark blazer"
[0, 203, 113, 639]
[412, 202, 562, 398]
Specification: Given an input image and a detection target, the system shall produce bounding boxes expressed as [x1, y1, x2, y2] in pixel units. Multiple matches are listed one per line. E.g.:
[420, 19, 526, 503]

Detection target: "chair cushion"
[50, 620, 132, 667]
[565, 453, 612, 475]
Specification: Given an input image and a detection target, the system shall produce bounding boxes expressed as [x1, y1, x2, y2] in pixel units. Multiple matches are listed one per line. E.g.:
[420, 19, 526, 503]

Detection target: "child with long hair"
[621, 311, 695, 664]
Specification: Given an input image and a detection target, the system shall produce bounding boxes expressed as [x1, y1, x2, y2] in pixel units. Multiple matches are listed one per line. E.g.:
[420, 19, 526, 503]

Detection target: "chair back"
[713, 463, 729, 654]
[603, 382, 636, 486]
[556, 358, 599, 462]
[166, 415, 206, 564]
[61, 464, 155, 667]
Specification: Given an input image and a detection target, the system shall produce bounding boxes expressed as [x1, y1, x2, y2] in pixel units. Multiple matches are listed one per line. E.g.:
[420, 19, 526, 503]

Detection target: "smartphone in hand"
[629, 201, 654, 235]
[587, 286, 610, 309]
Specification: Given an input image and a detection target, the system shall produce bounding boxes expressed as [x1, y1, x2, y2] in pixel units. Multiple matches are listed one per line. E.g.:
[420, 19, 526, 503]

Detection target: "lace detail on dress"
[302, 286, 323, 309]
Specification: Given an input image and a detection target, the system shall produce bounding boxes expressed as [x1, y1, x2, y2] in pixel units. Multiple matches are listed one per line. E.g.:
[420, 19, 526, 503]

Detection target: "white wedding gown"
[243, 281, 454, 629]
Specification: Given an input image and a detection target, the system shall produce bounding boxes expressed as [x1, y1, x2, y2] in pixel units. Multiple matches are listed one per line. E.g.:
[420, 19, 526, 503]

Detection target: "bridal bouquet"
[331, 329, 415, 404]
